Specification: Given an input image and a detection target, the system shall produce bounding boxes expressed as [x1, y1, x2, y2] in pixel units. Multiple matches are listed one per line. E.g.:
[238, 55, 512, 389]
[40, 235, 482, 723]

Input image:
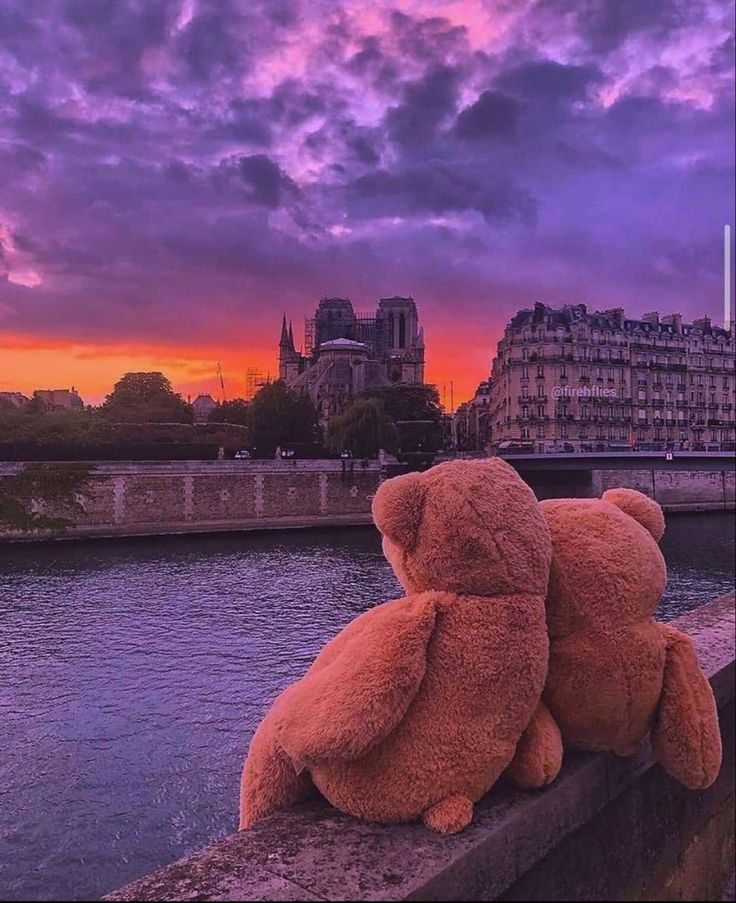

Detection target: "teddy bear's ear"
[372, 472, 426, 550]
[602, 488, 665, 542]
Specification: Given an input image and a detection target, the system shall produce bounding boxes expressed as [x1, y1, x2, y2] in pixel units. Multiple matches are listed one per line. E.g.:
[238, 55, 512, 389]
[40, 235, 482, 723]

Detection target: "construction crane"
[216, 362, 226, 403]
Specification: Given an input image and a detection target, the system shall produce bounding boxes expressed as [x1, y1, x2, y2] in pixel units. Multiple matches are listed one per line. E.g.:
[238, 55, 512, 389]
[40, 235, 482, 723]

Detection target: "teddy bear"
[540, 487, 722, 789]
[239, 457, 562, 835]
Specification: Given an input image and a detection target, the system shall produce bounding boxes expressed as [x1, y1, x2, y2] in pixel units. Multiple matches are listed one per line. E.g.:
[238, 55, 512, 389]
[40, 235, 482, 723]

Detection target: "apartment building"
[488, 303, 735, 452]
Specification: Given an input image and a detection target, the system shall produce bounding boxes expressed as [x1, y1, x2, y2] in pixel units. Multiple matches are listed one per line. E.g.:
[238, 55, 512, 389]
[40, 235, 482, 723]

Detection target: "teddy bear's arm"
[274, 592, 439, 768]
[505, 700, 563, 789]
[651, 624, 722, 790]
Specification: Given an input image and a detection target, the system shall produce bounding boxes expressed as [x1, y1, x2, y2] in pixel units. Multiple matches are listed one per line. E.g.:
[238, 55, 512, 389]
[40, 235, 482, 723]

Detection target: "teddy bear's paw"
[422, 794, 473, 835]
[505, 701, 563, 789]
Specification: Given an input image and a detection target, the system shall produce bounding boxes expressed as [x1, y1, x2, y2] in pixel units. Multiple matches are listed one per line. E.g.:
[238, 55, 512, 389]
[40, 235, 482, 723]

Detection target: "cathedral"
[278, 296, 425, 422]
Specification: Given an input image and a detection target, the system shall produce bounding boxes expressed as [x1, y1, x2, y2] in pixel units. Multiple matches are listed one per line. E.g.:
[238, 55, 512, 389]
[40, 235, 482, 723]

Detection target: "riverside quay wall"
[0, 460, 381, 541]
[0, 454, 733, 542]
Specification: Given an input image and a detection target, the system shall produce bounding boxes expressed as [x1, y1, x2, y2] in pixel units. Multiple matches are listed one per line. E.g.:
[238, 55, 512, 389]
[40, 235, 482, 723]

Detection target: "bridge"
[494, 452, 736, 510]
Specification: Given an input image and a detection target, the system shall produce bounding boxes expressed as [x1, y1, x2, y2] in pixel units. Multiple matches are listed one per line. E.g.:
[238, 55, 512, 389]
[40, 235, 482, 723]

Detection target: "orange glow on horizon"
[1, 327, 496, 410]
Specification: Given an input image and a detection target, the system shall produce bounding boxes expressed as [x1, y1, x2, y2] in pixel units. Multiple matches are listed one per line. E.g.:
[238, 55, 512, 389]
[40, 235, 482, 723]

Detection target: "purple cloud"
[0, 0, 732, 365]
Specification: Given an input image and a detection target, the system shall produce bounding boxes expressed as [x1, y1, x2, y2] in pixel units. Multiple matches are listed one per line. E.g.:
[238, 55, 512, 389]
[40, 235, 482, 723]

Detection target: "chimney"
[693, 315, 712, 332]
[641, 311, 660, 326]
[600, 307, 625, 329]
[661, 313, 683, 333]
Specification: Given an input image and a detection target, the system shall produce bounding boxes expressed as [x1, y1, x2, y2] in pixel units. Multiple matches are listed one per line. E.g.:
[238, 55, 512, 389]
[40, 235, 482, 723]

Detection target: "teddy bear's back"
[541, 498, 667, 637]
[545, 618, 667, 755]
[310, 590, 549, 824]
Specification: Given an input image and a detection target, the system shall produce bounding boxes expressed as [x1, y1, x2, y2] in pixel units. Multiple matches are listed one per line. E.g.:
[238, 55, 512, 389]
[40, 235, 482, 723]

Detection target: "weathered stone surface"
[0, 461, 381, 541]
[103, 594, 735, 903]
[2, 459, 734, 541]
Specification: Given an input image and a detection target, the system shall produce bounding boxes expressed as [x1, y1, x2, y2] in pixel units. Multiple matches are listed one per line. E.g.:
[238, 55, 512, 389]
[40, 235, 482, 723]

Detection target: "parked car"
[606, 440, 633, 452]
[234, 449, 251, 460]
[496, 440, 535, 455]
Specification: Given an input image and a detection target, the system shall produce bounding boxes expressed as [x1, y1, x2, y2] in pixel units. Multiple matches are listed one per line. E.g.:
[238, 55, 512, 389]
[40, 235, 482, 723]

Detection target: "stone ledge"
[0, 513, 376, 543]
[0, 460, 382, 476]
[104, 593, 735, 903]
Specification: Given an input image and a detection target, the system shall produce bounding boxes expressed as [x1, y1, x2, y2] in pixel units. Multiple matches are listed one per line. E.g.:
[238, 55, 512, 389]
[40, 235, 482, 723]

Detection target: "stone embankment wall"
[0, 461, 381, 541]
[592, 467, 736, 511]
[1, 458, 733, 542]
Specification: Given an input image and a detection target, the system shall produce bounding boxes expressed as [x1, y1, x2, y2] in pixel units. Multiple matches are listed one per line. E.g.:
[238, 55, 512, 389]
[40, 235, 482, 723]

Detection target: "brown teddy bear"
[540, 488, 722, 789]
[240, 458, 562, 835]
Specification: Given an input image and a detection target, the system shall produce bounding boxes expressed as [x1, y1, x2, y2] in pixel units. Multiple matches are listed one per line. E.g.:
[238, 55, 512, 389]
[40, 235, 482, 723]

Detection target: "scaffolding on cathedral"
[303, 312, 388, 359]
[244, 368, 269, 400]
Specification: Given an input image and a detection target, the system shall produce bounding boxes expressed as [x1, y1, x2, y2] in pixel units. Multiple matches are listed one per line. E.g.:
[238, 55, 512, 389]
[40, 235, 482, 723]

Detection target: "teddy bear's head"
[372, 457, 551, 598]
[540, 488, 666, 637]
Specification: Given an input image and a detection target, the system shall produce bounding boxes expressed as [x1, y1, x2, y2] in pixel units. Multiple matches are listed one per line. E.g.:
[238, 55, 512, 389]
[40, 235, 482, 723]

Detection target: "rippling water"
[0, 514, 734, 901]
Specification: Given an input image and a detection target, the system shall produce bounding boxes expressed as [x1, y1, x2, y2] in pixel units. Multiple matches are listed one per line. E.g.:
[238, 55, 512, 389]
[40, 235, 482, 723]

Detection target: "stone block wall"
[0, 461, 381, 541]
[593, 468, 736, 511]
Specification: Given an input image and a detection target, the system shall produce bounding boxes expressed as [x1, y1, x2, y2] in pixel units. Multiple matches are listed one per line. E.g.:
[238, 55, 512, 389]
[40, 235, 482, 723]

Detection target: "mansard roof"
[508, 302, 732, 339]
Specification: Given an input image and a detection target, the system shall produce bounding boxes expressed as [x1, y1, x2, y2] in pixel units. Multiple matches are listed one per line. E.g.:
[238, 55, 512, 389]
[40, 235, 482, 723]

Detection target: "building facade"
[278, 296, 425, 422]
[0, 392, 30, 409]
[32, 388, 85, 411]
[455, 381, 491, 450]
[488, 303, 735, 452]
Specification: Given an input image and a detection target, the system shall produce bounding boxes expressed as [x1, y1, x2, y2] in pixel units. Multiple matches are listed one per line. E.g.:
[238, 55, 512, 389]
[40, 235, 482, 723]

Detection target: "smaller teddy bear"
[240, 458, 562, 835]
[540, 488, 722, 789]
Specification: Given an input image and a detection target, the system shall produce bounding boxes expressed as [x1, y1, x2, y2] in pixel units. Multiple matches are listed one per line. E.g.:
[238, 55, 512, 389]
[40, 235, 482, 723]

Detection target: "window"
[537, 385, 545, 399]
[522, 406, 529, 420]
[398, 312, 406, 349]
[521, 366, 529, 379]
[537, 365, 544, 377]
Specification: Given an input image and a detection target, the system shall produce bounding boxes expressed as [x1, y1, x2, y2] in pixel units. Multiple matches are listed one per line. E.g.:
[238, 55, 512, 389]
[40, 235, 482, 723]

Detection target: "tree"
[326, 398, 399, 458]
[360, 384, 444, 452]
[247, 381, 319, 456]
[209, 398, 250, 426]
[101, 372, 193, 423]
[360, 383, 443, 423]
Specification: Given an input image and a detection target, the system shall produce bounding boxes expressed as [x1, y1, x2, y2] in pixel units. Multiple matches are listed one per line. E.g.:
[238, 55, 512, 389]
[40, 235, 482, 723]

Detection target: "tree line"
[0, 371, 446, 460]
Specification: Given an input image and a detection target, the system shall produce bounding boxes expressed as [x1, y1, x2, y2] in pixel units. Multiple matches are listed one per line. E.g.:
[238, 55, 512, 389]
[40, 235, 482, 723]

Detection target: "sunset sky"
[0, 0, 734, 405]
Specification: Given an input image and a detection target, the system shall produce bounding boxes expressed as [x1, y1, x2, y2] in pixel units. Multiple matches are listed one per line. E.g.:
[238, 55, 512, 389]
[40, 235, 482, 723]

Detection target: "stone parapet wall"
[592, 468, 735, 511]
[104, 594, 735, 902]
[1, 458, 733, 541]
[0, 461, 381, 541]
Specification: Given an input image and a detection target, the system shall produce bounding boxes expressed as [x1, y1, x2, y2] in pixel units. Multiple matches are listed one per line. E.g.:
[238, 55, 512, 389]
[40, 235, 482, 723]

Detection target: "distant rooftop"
[319, 338, 368, 351]
[508, 302, 732, 339]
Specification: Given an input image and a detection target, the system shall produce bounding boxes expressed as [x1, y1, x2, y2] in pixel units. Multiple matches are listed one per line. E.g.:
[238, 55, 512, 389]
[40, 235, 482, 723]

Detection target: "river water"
[1, 514, 734, 901]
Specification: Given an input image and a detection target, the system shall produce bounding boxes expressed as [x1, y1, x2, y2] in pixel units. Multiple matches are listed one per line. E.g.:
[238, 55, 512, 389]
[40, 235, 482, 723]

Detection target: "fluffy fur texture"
[541, 489, 722, 789]
[240, 458, 560, 834]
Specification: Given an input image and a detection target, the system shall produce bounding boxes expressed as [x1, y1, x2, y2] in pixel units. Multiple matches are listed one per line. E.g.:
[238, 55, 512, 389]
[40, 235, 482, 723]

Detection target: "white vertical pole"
[726, 224, 732, 330]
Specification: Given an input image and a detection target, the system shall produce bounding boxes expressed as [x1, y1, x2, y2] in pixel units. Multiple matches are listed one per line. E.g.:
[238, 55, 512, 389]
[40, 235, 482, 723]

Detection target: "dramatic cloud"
[0, 0, 733, 402]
